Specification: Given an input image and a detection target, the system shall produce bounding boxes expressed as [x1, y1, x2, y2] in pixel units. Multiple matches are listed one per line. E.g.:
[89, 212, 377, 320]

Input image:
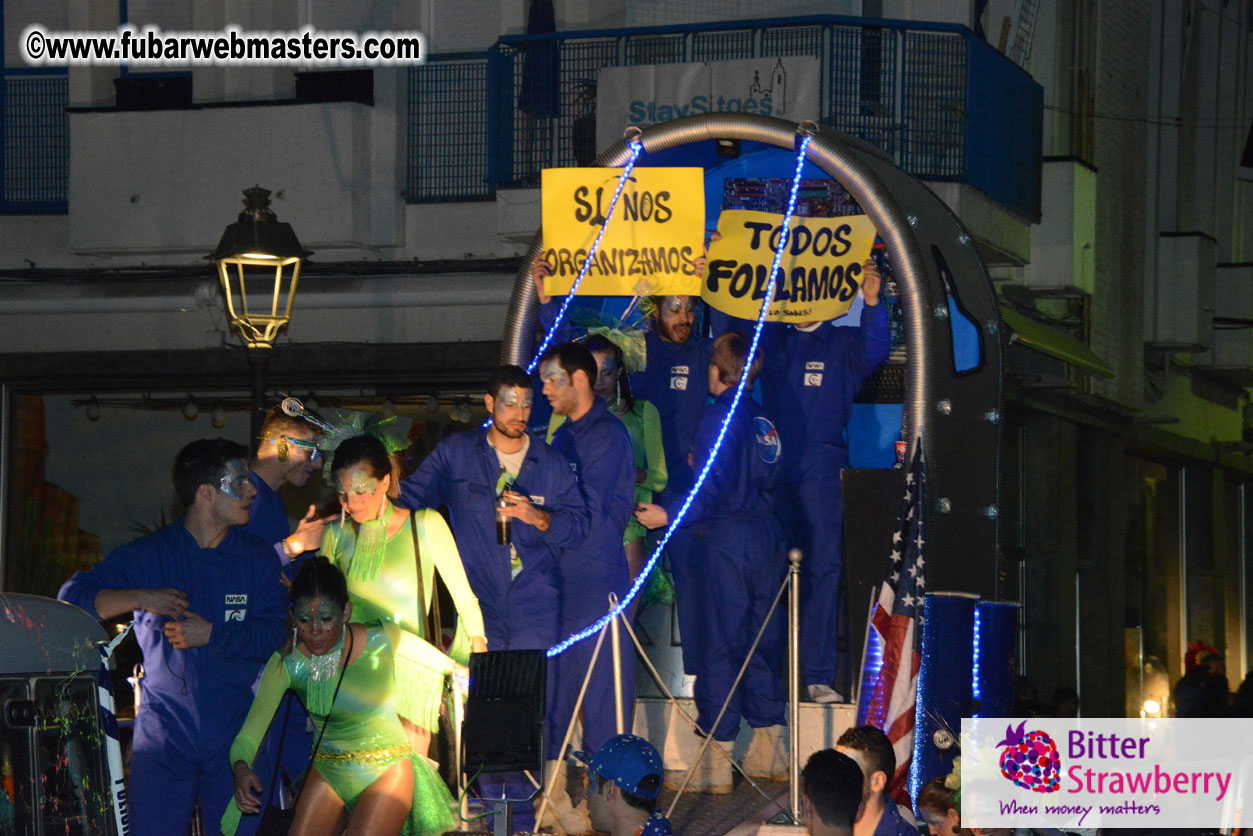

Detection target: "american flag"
[863, 442, 925, 803]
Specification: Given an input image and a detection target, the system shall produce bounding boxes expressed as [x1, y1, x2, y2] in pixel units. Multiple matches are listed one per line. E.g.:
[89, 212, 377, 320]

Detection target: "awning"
[1000, 305, 1115, 379]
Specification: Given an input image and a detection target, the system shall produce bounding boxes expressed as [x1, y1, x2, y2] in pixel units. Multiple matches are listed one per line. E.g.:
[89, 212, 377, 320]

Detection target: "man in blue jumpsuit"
[762, 258, 889, 703]
[398, 365, 589, 830]
[541, 342, 637, 763]
[627, 296, 715, 687]
[59, 438, 286, 836]
[530, 263, 711, 512]
[245, 406, 333, 822]
[398, 365, 588, 651]
[248, 404, 331, 572]
[630, 295, 713, 512]
[636, 331, 787, 792]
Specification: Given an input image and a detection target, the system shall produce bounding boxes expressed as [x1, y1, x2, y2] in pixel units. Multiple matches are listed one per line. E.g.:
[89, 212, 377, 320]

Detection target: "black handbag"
[255, 626, 353, 835]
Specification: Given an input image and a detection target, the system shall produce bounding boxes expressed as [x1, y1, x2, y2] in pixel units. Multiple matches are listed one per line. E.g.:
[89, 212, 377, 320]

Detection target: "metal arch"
[500, 113, 1002, 599]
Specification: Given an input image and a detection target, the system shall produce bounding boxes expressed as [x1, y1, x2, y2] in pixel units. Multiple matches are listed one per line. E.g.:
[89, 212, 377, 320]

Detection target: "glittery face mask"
[497, 387, 533, 410]
[661, 297, 696, 316]
[281, 438, 322, 465]
[336, 465, 381, 500]
[294, 598, 344, 627]
[540, 361, 570, 391]
[216, 459, 251, 500]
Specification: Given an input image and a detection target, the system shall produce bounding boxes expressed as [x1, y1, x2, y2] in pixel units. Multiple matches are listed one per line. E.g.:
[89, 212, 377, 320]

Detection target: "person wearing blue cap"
[577, 734, 673, 836]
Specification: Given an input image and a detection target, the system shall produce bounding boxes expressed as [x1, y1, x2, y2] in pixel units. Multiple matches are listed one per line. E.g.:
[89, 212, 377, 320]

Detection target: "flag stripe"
[859, 443, 925, 807]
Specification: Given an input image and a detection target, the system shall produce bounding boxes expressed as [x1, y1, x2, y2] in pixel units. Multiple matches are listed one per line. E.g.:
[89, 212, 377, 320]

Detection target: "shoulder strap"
[409, 510, 443, 644]
[290, 626, 351, 808]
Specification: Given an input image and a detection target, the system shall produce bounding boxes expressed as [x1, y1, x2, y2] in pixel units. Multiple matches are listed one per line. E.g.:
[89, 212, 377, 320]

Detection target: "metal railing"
[1, 17, 1040, 219]
[406, 15, 1041, 220]
[1, 69, 69, 215]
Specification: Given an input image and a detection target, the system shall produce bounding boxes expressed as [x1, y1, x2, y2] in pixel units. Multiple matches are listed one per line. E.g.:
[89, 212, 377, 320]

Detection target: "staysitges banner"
[540, 167, 704, 297]
[595, 56, 822, 148]
[962, 718, 1253, 829]
[702, 209, 877, 322]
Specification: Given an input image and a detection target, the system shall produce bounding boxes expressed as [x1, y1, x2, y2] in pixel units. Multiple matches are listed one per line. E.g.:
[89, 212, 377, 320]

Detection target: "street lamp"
[208, 186, 310, 442]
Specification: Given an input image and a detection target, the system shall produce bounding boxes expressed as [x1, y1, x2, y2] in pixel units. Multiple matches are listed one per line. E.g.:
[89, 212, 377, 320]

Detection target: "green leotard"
[221, 623, 456, 836]
[322, 504, 485, 731]
[548, 397, 666, 542]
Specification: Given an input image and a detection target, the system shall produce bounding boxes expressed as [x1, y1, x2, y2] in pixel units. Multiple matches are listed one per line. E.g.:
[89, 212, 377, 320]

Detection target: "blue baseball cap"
[575, 734, 664, 799]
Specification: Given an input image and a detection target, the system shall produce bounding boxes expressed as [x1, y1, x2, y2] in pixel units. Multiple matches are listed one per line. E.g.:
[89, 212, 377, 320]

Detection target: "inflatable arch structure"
[500, 113, 1003, 601]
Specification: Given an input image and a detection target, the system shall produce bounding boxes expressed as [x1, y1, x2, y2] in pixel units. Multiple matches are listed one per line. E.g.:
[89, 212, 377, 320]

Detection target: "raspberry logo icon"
[996, 721, 1061, 793]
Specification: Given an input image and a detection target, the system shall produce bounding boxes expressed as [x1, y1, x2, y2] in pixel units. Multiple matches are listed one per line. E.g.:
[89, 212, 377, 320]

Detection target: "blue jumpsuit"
[398, 427, 588, 651]
[629, 329, 713, 510]
[760, 304, 890, 688]
[547, 398, 638, 758]
[630, 329, 713, 678]
[398, 428, 588, 827]
[666, 390, 786, 740]
[242, 471, 313, 828]
[58, 523, 286, 836]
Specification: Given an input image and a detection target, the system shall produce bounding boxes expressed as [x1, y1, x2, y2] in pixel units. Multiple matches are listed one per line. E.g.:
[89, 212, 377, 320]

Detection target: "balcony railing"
[1, 16, 1041, 220]
[406, 15, 1042, 220]
[1, 69, 69, 215]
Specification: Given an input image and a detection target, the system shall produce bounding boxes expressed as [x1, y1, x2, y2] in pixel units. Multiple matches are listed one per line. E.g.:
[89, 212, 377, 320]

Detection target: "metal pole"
[666, 569, 792, 819]
[248, 349, 268, 446]
[610, 593, 624, 734]
[618, 610, 780, 812]
[533, 619, 610, 829]
[789, 547, 803, 822]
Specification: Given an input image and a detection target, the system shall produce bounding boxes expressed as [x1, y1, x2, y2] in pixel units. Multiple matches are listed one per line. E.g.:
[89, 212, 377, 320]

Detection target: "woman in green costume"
[321, 433, 487, 756]
[223, 557, 457, 836]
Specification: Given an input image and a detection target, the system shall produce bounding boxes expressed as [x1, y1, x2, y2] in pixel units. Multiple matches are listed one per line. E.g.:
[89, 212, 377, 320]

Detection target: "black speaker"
[462, 649, 546, 775]
[841, 467, 908, 697]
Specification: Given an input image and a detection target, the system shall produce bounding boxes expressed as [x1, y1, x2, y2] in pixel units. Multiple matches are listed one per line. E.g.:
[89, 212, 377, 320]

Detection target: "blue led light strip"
[528, 141, 645, 374]
[548, 134, 814, 658]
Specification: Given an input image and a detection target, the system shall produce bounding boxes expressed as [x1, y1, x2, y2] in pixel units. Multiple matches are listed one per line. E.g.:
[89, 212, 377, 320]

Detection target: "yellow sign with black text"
[541, 167, 704, 297]
[703, 209, 877, 322]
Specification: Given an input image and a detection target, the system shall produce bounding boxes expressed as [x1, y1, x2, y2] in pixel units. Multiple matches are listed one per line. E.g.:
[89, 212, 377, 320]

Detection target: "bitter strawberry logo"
[996, 721, 1061, 793]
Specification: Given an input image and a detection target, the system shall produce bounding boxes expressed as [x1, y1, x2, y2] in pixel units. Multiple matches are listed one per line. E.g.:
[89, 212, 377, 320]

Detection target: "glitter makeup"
[216, 459, 251, 499]
[497, 387, 533, 409]
[540, 361, 569, 390]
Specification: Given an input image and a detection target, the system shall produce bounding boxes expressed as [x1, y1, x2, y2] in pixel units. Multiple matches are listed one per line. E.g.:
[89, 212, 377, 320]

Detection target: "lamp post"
[208, 186, 310, 443]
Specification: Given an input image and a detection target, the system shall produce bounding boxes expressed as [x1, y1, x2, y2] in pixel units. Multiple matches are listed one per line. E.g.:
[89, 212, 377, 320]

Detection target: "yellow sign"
[541, 167, 704, 297]
[703, 209, 878, 322]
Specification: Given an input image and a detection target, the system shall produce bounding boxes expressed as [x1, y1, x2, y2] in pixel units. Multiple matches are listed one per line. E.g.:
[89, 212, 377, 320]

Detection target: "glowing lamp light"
[1143, 698, 1161, 716]
[208, 186, 311, 349]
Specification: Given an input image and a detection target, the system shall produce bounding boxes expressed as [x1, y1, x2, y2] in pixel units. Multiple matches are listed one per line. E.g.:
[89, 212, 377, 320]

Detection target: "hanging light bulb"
[85, 397, 101, 422]
[182, 396, 199, 420]
[211, 405, 227, 429]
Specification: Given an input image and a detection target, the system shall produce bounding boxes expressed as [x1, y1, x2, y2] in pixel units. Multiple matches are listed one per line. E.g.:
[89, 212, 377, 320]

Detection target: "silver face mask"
[661, 297, 696, 315]
[217, 459, 251, 500]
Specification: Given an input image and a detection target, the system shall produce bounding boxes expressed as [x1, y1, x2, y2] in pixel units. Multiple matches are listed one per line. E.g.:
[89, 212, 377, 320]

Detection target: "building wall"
[1087, 0, 1151, 408]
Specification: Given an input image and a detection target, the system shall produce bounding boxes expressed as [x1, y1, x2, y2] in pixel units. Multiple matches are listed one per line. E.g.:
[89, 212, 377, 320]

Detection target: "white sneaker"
[742, 724, 789, 781]
[806, 684, 847, 704]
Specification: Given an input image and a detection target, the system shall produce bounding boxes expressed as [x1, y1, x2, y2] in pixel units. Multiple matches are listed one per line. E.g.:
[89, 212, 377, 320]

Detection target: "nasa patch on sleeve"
[754, 416, 781, 464]
[670, 365, 690, 391]
[225, 593, 248, 622]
